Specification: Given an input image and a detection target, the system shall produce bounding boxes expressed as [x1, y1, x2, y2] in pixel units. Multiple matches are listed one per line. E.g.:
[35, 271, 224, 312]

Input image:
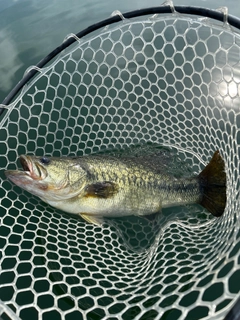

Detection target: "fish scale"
[5, 150, 226, 225]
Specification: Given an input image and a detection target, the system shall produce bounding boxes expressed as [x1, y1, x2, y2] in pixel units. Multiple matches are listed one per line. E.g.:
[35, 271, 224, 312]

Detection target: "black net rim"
[0, 5, 240, 320]
[1, 5, 240, 116]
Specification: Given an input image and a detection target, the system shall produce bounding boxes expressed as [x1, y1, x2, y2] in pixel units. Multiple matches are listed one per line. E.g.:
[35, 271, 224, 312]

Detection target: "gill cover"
[34, 156, 88, 200]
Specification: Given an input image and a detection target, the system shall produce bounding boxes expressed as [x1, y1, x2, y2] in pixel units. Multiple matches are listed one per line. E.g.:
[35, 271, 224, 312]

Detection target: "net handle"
[1, 4, 240, 115]
[224, 297, 240, 320]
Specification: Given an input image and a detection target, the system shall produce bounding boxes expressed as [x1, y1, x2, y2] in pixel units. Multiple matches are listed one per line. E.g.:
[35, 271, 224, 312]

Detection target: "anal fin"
[79, 213, 104, 226]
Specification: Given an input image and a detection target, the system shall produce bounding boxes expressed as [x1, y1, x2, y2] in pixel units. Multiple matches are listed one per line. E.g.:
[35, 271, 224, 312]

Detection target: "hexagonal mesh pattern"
[0, 13, 240, 320]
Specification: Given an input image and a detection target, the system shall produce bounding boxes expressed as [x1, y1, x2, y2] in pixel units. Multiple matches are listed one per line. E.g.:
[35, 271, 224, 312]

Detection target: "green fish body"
[5, 150, 226, 225]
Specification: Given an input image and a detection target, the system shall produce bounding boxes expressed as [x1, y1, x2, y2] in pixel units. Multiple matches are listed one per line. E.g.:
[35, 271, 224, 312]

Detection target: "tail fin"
[198, 151, 226, 217]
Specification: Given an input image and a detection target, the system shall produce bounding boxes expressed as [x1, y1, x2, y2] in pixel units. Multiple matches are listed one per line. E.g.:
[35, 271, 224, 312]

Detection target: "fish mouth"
[20, 156, 31, 173]
[5, 155, 48, 192]
[19, 155, 47, 180]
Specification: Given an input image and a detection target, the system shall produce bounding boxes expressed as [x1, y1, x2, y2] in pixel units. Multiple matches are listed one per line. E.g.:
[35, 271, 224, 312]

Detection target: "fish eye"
[40, 157, 50, 165]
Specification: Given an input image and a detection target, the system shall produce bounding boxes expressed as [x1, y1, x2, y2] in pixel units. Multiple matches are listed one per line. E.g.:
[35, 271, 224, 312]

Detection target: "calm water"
[0, 0, 240, 105]
[0, 1, 239, 319]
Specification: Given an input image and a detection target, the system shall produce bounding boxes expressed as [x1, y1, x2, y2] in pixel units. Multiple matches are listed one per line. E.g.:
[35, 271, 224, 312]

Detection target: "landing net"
[0, 4, 240, 320]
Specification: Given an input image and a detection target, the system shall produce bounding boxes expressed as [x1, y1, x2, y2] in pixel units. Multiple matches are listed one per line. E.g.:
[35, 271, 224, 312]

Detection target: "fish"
[5, 150, 226, 225]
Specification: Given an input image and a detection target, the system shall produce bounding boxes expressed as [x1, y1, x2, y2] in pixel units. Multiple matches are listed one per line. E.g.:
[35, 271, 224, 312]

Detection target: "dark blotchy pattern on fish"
[5, 149, 226, 225]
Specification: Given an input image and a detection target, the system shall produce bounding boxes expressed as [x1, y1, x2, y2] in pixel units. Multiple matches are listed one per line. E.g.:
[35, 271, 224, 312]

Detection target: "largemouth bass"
[5, 150, 226, 225]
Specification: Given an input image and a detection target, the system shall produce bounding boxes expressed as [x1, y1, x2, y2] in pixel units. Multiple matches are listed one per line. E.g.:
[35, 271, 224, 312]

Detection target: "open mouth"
[19, 155, 33, 176]
[20, 156, 31, 174]
[19, 155, 45, 180]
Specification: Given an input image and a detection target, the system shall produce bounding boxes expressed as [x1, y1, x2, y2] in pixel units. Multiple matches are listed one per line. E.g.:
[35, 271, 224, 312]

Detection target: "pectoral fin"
[79, 213, 104, 226]
[84, 181, 118, 198]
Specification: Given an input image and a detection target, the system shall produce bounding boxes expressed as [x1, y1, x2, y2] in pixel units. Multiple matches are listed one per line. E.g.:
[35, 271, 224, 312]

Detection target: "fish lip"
[5, 169, 48, 194]
[4, 169, 35, 188]
[19, 155, 47, 180]
[5, 170, 28, 178]
[19, 155, 32, 175]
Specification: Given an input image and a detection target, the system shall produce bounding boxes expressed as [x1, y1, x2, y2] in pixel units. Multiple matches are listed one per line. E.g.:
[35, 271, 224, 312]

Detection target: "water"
[0, 0, 239, 105]
[0, 1, 239, 319]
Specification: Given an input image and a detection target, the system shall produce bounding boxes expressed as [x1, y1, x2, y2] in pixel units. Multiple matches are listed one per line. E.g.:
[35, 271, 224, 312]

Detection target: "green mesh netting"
[0, 8, 240, 320]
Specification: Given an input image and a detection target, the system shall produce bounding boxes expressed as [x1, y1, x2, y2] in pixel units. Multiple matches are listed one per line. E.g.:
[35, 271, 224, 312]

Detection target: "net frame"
[0, 3, 240, 320]
[1, 4, 240, 113]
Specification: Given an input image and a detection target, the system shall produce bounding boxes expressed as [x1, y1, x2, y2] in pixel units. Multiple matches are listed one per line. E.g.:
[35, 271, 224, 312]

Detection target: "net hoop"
[1, 4, 240, 320]
[1, 5, 240, 114]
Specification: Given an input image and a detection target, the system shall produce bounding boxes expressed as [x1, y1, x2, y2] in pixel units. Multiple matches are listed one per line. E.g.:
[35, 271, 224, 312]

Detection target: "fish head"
[5, 155, 87, 201]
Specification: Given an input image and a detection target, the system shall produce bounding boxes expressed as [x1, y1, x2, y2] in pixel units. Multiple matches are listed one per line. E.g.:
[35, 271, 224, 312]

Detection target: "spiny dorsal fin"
[84, 181, 118, 198]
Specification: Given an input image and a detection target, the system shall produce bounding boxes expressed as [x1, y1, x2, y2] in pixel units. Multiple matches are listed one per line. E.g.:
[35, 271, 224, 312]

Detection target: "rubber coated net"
[0, 6, 240, 320]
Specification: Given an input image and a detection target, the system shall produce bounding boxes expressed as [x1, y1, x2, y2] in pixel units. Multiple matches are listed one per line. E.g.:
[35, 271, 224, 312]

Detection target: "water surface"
[0, 0, 239, 104]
